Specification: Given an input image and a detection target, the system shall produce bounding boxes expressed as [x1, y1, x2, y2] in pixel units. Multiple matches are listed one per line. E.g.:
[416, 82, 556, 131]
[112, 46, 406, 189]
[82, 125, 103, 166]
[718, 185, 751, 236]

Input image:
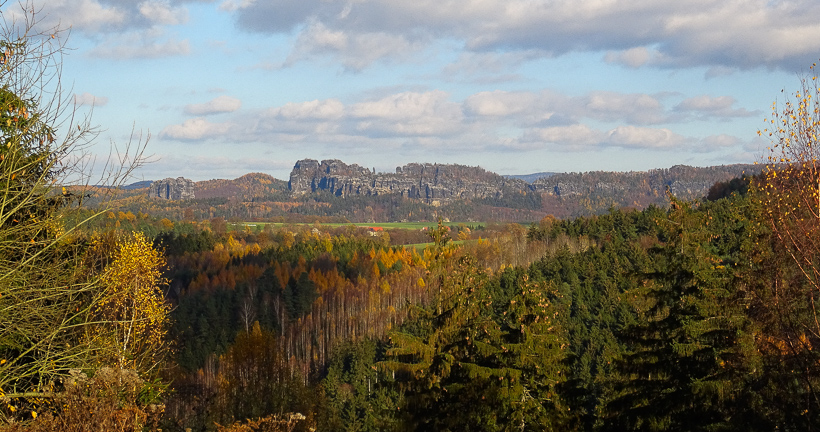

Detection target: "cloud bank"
[227, 0, 820, 71]
[160, 87, 757, 155]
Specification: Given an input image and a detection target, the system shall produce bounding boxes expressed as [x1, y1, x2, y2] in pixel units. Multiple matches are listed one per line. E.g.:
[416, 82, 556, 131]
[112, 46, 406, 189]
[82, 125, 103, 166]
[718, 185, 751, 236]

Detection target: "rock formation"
[288, 159, 763, 212]
[148, 177, 195, 200]
[288, 159, 528, 204]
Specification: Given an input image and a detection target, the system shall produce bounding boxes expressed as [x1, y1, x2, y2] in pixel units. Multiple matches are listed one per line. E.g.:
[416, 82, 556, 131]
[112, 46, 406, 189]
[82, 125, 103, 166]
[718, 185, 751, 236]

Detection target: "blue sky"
[11, 0, 820, 181]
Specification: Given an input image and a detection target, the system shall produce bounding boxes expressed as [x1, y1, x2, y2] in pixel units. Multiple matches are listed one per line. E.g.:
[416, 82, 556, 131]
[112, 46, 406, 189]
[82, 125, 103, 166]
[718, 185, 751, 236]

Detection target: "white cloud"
[523, 124, 604, 149]
[350, 91, 464, 136]
[2, 1, 194, 69]
[676, 95, 734, 111]
[674, 95, 757, 118]
[604, 47, 655, 68]
[351, 91, 458, 120]
[516, 124, 693, 152]
[464, 91, 540, 117]
[73, 92, 109, 107]
[0, 0, 124, 36]
[605, 125, 687, 149]
[287, 22, 425, 70]
[296, 22, 347, 52]
[233, 0, 820, 71]
[581, 91, 668, 125]
[464, 90, 672, 126]
[138, 1, 188, 26]
[273, 99, 345, 120]
[160, 118, 233, 140]
[219, 0, 255, 12]
[184, 96, 242, 116]
[9, 0, 191, 35]
[41, 0, 125, 32]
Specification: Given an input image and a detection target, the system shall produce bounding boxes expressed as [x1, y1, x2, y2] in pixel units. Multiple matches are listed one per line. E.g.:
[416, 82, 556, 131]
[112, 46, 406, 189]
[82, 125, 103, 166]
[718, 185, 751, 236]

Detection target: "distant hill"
[196, 172, 289, 201]
[122, 180, 153, 190]
[528, 164, 760, 217]
[97, 161, 763, 223]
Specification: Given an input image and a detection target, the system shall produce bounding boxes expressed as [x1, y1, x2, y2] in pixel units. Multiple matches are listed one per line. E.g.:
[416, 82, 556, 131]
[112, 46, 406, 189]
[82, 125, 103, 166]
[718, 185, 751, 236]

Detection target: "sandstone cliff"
[289, 159, 528, 204]
[289, 159, 760, 206]
[148, 177, 195, 200]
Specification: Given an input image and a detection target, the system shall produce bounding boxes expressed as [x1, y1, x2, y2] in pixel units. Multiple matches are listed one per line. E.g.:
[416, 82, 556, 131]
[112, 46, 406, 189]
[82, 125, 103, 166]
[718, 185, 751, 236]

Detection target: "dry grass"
[0, 368, 162, 432]
[215, 413, 308, 432]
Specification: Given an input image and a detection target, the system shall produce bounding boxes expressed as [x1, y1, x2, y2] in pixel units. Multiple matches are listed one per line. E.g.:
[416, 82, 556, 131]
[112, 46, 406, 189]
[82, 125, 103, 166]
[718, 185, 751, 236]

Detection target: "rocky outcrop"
[530, 164, 760, 201]
[148, 177, 195, 200]
[289, 159, 526, 204]
[288, 159, 763, 213]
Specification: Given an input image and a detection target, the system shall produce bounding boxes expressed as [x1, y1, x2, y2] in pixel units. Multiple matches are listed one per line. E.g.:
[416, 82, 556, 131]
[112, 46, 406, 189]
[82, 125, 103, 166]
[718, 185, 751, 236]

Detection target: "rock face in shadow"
[289, 159, 527, 204]
[148, 177, 195, 200]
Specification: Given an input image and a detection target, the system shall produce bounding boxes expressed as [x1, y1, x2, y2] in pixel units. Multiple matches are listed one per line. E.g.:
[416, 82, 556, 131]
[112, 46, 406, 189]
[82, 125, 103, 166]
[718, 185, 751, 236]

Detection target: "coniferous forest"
[4, 5, 820, 432]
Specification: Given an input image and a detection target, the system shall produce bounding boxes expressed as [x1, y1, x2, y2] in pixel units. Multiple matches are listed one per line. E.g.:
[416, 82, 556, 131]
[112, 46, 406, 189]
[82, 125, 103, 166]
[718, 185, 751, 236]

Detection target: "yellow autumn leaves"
[87, 232, 170, 374]
[754, 62, 820, 344]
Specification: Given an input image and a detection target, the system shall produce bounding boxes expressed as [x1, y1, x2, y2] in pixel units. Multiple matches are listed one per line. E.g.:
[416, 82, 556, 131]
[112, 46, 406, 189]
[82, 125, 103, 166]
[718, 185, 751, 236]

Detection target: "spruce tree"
[605, 199, 758, 431]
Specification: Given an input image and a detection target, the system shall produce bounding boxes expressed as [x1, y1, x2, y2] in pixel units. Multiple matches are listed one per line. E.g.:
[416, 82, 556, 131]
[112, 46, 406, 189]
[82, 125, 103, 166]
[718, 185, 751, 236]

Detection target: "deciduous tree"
[753, 62, 820, 426]
[87, 232, 170, 376]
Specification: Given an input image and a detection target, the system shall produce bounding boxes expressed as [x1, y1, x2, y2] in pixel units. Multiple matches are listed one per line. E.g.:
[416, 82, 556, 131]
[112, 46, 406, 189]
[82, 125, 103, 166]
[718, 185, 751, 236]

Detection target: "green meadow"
[231, 221, 483, 231]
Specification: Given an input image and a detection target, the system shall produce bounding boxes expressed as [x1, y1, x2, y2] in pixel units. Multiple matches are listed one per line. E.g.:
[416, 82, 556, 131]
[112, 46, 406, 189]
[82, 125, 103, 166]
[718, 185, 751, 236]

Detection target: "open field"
[229, 221, 486, 231]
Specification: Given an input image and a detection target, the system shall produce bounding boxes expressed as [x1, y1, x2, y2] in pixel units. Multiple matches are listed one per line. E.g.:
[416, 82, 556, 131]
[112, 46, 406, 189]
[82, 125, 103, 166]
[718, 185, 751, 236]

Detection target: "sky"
[7, 0, 820, 182]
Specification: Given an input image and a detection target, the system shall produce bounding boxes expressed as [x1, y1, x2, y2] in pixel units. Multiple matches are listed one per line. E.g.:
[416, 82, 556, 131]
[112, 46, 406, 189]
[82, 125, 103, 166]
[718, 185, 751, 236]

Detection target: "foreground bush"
[1, 367, 163, 432]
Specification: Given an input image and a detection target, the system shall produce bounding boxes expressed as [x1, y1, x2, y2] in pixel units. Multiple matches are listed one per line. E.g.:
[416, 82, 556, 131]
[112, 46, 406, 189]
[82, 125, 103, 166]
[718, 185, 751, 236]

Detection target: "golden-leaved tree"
[758, 64, 820, 317]
[87, 232, 170, 376]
